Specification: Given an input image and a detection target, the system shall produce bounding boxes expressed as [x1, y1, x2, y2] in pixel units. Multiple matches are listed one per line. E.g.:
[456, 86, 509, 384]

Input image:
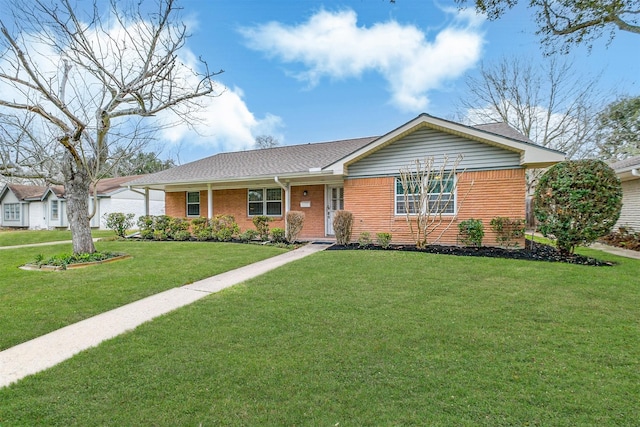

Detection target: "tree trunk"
[62, 153, 96, 254]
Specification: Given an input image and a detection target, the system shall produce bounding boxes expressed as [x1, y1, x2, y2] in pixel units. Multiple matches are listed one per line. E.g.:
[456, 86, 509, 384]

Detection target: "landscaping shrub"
[211, 215, 239, 241]
[190, 217, 212, 241]
[137, 215, 154, 239]
[333, 210, 353, 245]
[358, 232, 372, 248]
[152, 215, 172, 240]
[458, 218, 484, 247]
[376, 232, 392, 249]
[239, 229, 259, 243]
[253, 215, 271, 241]
[534, 159, 622, 254]
[490, 217, 525, 248]
[270, 227, 286, 243]
[173, 230, 192, 241]
[103, 212, 135, 238]
[286, 211, 305, 243]
[600, 226, 640, 251]
[167, 217, 190, 239]
[153, 229, 168, 241]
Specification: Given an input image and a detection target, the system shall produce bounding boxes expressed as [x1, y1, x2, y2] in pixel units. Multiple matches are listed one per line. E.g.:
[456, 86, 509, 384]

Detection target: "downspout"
[274, 176, 290, 230]
[207, 183, 213, 219]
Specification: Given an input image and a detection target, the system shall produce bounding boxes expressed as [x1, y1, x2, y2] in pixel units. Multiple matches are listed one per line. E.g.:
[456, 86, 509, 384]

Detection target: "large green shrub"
[190, 217, 212, 241]
[534, 159, 622, 254]
[458, 219, 484, 247]
[137, 215, 154, 239]
[211, 215, 239, 241]
[103, 212, 135, 238]
[333, 210, 353, 245]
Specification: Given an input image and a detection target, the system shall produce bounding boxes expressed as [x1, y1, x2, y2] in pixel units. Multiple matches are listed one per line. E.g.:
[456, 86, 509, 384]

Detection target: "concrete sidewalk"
[0, 238, 100, 250]
[0, 243, 331, 388]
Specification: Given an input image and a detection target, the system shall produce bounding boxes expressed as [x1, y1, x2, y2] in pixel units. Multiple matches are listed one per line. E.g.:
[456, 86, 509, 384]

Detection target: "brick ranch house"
[128, 114, 565, 245]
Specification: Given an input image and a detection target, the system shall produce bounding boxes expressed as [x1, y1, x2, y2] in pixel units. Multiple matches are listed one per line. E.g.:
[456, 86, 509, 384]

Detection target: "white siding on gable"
[616, 179, 640, 231]
[348, 128, 522, 178]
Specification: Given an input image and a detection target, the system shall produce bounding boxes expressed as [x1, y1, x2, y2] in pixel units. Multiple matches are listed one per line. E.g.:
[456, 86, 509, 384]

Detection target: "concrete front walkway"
[0, 243, 331, 389]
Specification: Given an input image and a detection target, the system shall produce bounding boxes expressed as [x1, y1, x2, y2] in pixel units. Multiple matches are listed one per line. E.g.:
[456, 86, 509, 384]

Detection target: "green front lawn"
[1, 247, 638, 425]
[0, 240, 287, 350]
[0, 229, 114, 246]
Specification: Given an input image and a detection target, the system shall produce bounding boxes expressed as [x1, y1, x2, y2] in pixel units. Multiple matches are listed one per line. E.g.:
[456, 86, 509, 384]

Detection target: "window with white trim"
[3, 203, 20, 221]
[248, 188, 282, 216]
[51, 200, 59, 220]
[395, 177, 455, 215]
[186, 191, 200, 216]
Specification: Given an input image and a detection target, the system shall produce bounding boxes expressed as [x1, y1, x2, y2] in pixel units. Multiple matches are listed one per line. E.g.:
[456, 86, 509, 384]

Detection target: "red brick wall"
[345, 168, 526, 246]
[290, 184, 325, 238]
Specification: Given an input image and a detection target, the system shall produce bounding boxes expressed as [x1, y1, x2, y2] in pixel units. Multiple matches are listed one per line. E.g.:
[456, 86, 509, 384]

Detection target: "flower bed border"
[20, 254, 131, 271]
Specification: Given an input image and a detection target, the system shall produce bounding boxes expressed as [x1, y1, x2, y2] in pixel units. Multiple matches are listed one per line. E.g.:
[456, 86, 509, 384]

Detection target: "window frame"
[247, 188, 283, 217]
[395, 176, 456, 216]
[186, 191, 201, 217]
[51, 200, 59, 221]
[3, 203, 21, 221]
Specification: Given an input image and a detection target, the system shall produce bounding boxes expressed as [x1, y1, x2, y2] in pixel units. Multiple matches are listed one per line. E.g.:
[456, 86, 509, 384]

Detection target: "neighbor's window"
[248, 188, 282, 216]
[395, 177, 455, 215]
[3, 203, 20, 221]
[186, 191, 200, 216]
[51, 200, 59, 220]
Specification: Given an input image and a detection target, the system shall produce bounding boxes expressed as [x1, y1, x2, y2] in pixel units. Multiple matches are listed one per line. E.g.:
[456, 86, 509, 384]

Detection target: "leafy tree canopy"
[453, 0, 640, 53]
[596, 96, 640, 161]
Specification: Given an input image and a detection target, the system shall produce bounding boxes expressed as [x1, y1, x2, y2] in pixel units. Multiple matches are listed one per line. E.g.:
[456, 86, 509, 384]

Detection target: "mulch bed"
[327, 239, 613, 266]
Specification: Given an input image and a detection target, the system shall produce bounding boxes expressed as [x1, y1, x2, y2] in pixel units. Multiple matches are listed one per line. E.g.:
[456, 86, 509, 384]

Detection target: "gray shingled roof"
[610, 155, 640, 171]
[6, 184, 48, 200]
[472, 122, 533, 144]
[128, 137, 378, 186]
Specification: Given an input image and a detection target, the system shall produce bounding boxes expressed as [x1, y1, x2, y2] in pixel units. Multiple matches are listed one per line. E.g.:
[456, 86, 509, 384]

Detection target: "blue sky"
[157, 1, 639, 162]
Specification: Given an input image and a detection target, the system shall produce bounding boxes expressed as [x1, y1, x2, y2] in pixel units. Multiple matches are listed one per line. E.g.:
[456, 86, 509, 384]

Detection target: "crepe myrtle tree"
[0, 0, 221, 254]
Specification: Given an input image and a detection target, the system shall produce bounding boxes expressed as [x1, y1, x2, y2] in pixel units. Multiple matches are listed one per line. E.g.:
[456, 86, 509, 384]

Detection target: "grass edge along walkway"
[0, 243, 332, 388]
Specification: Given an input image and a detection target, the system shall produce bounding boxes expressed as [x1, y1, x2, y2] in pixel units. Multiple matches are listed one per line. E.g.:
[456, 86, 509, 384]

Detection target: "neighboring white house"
[0, 175, 165, 230]
[610, 156, 640, 231]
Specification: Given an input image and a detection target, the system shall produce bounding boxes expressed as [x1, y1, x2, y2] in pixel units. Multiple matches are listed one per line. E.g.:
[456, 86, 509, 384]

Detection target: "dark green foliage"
[358, 232, 372, 248]
[333, 210, 353, 245]
[270, 227, 286, 243]
[103, 212, 135, 238]
[458, 218, 484, 247]
[534, 160, 622, 254]
[239, 229, 259, 243]
[211, 215, 239, 241]
[190, 217, 211, 241]
[252, 215, 271, 241]
[490, 217, 526, 248]
[137, 215, 155, 239]
[376, 232, 392, 248]
[35, 251, 118, 269]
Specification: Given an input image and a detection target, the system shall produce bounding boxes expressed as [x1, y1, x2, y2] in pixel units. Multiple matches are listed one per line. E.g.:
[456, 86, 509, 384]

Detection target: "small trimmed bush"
[490, 217, 525, 248]
[211, 215, 239, 241]
[167, 217, 190, 239]
[239, 229, 259, 243]
[270, 227, 286, 243]
[358, 232, 372, 248]
[534, 159, 622, 254]
[173, 230, 192, 241]
[333, 210, 353, 245]
[253, 215, 271, 241]
[191, 217, 212, 241]
[286, 211, 305, 243]
[137, 215, 154, 239]
[458, 219, 484, 247]
[103, 212, 135, 238]
[376, 232, 392, 249]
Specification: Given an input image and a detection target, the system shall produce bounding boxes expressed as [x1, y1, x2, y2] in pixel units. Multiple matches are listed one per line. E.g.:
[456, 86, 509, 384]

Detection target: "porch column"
[207, 183, 213, 219]
[144, 187, 150, 216]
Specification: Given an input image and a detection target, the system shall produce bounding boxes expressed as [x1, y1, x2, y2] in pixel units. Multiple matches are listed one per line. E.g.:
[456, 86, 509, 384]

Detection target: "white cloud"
[158, 86, 283, 153]
[240, 8, 485, 111]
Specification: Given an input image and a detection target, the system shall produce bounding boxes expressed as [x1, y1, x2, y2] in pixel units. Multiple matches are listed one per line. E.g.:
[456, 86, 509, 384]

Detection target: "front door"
[326, 186, 344, 235]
